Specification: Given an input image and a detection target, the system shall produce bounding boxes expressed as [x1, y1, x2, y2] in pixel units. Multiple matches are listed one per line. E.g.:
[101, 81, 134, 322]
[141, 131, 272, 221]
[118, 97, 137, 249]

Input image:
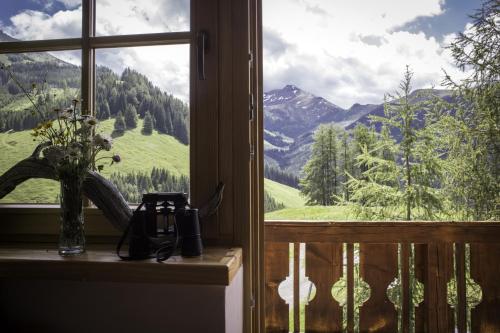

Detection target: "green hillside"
[0, 118, 189, 203]
[263, 179, 357, 220]
[264, 178, 304, 208]
[265, 205, 355, 220]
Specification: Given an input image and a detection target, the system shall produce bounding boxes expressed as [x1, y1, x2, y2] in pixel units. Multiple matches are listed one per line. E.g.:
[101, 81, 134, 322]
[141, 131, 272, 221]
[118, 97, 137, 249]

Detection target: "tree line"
[264, 190, 285, 213]
[264, 164, 300, 188]
[109, 167, 189, 203]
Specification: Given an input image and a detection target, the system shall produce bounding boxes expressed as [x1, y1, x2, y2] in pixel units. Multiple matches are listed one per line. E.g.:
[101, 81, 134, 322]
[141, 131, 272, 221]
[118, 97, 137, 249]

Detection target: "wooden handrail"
[265, 221, 500, 243]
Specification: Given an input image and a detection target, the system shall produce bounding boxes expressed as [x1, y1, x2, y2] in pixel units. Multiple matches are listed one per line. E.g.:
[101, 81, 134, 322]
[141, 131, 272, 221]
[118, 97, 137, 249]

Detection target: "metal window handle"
[197, 30, 209, 80]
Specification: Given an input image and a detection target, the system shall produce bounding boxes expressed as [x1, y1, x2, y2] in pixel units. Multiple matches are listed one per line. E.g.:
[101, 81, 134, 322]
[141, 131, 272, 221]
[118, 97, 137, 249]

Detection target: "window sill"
[0, 244, 242, 286]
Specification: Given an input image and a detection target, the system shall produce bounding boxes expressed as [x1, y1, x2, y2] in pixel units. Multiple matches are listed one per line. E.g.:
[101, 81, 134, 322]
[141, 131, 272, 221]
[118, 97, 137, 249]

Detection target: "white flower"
[93, 133, 113, 151]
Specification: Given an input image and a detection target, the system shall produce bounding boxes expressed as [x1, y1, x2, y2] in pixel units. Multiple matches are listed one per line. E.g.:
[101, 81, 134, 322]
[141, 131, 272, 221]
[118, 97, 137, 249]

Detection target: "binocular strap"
[116, 203, 178, 262]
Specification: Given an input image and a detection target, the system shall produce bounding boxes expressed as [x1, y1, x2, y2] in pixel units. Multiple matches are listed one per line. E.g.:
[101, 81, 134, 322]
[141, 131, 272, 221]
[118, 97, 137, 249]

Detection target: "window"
[0, 1, 191, 204]
[0, 0, 256, 247]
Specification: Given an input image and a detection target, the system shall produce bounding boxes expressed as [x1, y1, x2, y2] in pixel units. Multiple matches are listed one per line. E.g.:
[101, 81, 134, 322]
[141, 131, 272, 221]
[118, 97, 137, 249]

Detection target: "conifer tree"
[352, 124, 377, 179]
[300, 124, 340, 205]
[349, 67, 443, 220]
[142, 111, 154, 135]
[113, 111, 126, 134]
[124, 104, 138, 129]
[340, 131, 354, 202]
[97, 100, 111, 120]
[436, 0, 500, 220]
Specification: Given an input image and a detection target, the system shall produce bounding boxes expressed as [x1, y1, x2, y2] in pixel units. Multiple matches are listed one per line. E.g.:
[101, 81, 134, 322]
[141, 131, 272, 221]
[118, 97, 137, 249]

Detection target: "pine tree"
[349, 67, 443, 220]
[300, 124, 340, 205]
[352, 124, 377, 179]
[436, 0, 500, 220]
[113, 111, 126, 134]
[142, 111, 154, 135]
[340, 131, 354, 202]
[124, 104, 138, 129]
[97, 100, 111, 120]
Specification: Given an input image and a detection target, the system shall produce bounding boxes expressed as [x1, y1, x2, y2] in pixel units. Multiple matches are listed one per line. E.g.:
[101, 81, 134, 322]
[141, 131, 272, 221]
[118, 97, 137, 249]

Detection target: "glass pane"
[95, 45, 190, 203]
[96, 0, 190, 36]
[0, 51, 82, 203]
[263, 0, 475, 221]
[0, 1, 81, 41]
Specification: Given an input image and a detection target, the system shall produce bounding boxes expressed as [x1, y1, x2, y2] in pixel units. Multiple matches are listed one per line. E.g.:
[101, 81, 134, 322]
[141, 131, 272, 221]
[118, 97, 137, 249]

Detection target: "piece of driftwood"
[0, 144, 132, 230]
[0, 144, 224, 231]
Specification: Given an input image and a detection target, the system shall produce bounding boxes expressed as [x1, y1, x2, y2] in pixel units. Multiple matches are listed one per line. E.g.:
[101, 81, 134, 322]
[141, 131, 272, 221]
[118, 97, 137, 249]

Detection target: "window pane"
[0, 51, 82, 203]
[96, 0, 190, 36]
[263, 0, 471, 221]
[95, 45, 190, 203]
[0, 1, 81, 42]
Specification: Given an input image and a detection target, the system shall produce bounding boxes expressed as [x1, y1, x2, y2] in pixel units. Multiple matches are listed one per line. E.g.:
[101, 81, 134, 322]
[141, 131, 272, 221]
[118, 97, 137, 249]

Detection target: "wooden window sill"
[0, 244, 242, 286]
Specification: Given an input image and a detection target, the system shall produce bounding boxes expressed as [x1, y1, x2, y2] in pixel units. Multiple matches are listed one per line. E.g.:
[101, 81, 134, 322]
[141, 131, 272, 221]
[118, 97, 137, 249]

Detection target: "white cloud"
[2, 8, 81, 39]
[95, 0, 189, 35]
[55, 0, 81, 8]
[263, 0, 468, 108]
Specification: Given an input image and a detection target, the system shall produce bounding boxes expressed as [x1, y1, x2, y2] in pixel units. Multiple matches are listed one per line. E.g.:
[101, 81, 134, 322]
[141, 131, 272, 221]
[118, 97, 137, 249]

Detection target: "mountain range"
[263, 85, 452, 177]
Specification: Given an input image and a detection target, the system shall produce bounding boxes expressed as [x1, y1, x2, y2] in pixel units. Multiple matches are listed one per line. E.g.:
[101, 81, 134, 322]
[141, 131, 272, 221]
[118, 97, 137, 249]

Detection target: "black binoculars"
[117, 192, 203, 261]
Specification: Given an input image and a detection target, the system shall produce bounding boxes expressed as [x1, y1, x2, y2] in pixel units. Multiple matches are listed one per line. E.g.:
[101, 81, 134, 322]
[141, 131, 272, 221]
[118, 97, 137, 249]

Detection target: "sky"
[263, 0, 483, 108]
[0, 0, 485, 108]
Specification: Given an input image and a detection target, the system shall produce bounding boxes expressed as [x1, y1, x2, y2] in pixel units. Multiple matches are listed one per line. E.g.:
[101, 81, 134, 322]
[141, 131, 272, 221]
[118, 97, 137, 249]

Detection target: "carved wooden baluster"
[293, 242, 300, 333]
[414, 244, 427, 332]
[359, 243, 399, 333]
[304, 242, 343, 332]
[347, 243, 355, 333]
[265, 242, 290, 333]
[470, 243, 500, 332]
[425, 243, 454, 333]
[401, 243, 411, 333]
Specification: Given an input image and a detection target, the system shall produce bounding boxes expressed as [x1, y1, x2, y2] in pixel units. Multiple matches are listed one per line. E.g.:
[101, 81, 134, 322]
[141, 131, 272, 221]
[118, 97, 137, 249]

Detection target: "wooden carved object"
[0, 144, 132, 231]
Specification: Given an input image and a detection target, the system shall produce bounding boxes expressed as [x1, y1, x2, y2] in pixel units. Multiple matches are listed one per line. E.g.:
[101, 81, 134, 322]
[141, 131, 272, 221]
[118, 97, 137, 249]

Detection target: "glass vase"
[58, 173, 85, 255]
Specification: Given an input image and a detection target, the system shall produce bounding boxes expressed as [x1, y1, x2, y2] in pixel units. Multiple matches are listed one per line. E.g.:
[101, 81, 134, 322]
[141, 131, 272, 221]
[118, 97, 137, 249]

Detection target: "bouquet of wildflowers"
[1, 62, 120, 179]
[34, 99, 120, 179]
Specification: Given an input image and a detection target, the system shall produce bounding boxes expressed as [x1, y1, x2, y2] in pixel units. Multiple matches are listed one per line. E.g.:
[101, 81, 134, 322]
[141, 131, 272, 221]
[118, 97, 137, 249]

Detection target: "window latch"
[197, 30, 209, 80]
[249, 93, 255, 120]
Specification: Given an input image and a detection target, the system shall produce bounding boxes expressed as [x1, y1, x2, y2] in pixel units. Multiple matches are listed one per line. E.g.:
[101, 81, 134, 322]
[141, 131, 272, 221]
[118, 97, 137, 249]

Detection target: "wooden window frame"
[1, 1, 264, 332]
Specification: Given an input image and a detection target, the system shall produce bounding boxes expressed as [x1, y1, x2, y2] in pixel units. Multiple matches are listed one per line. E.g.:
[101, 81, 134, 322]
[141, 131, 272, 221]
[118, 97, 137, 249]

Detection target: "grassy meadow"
[0, 118, 189, 203]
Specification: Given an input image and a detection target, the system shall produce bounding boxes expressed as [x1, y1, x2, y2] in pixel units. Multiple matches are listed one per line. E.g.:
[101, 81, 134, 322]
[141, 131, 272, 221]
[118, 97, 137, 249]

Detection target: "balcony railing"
[264, 221, 500, 333]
